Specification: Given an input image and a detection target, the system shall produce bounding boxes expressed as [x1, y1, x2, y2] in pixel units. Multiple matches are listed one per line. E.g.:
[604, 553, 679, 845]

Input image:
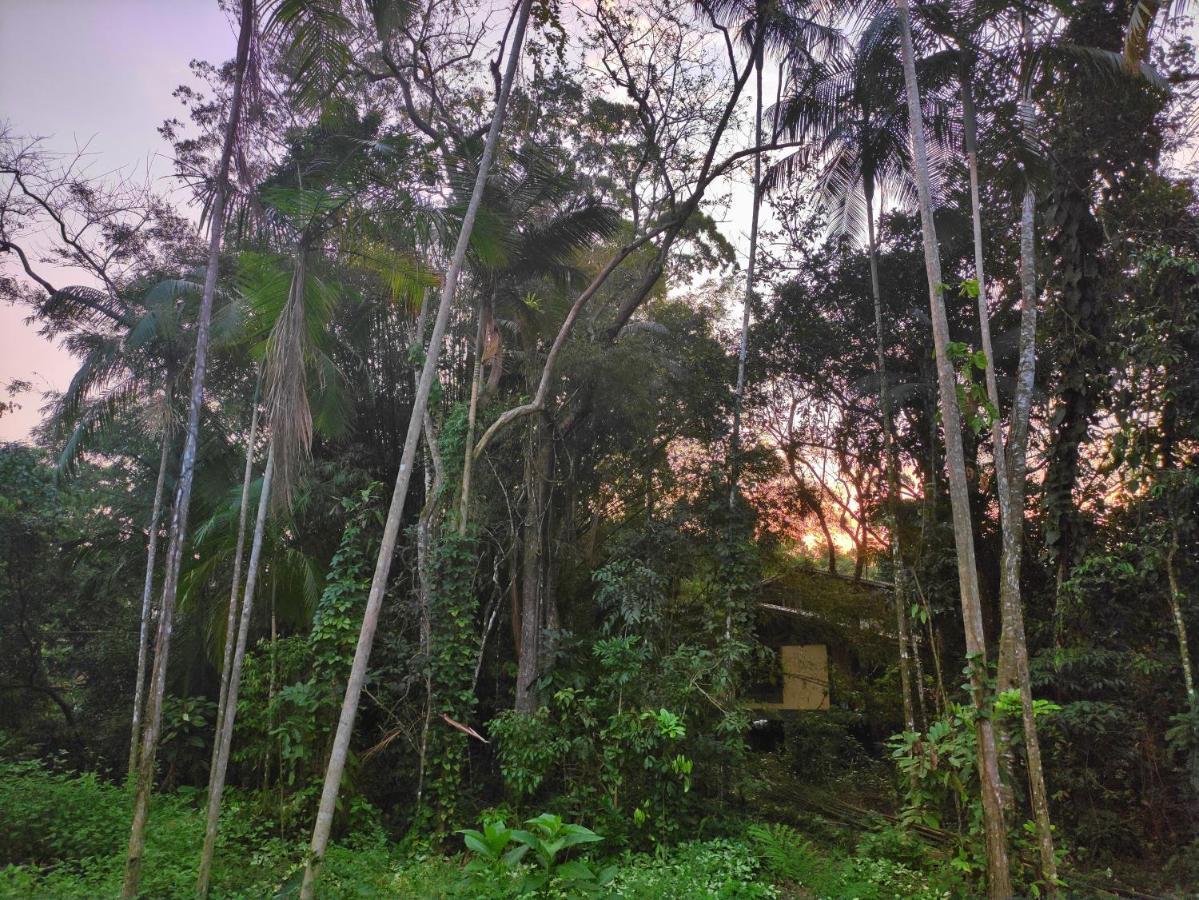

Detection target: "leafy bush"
[490, 634, 746, 846]
[457, 812, 612, 896]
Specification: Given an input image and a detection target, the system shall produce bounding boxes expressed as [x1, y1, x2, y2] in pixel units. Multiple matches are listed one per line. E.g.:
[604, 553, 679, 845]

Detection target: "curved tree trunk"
[121, 3, 253, 895]
[128, 423, 172, 779]
[299, 5, 532, 895]
[197, 447, 274, 897]
[893, 3, 1012, 894]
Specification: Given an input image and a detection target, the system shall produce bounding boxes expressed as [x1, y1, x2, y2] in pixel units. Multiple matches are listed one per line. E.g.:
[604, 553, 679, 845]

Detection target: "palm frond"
[266, 0, 353, 111]
[40, 285, 132, 330]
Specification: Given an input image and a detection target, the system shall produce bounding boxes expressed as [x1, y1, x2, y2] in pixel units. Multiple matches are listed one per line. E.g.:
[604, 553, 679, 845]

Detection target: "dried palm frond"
[264, 252, 313, 510]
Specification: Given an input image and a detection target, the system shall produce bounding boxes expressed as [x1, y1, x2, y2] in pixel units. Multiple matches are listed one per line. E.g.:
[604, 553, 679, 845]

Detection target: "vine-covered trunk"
[197, 447, 274, 896]
[894, 2, 1012, 894]
[961, 29, 1057, 883]
[122, 3, 253, 895]
[128, 424, 171, 778]
[1167, 527, 1199, 791]
[300, 5, 532, 894]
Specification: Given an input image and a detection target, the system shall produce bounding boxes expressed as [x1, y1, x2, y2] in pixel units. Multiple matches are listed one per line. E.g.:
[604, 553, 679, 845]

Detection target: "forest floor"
[0, 758, 1177, 898]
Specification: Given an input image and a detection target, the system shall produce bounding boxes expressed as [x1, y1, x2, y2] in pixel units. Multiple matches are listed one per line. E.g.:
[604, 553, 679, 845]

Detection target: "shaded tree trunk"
[866, 189, 916, 735]
[1167, 526, 1199, 791]
[300, 6, 531, 894]
[128, 423, 172, 779]
[122, 3, 253, 894]
[515, 416, 550, 714]
[894, 2, 1012, 894]
[459, 295, 489, 534]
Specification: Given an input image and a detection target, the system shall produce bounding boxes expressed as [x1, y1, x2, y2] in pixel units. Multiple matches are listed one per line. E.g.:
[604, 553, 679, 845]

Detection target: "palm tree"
[198, 141, 370, 888]
[297, 2, 533, 894]
[772, 8, 923, 731]
[122, 1, 255, 894]
[892, 0, 1012, 894]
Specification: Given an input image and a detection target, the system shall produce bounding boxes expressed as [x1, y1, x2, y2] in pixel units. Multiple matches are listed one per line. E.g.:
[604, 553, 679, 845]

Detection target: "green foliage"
[491, 633, 727, 846]
[159, 695, 217, 789]
[943, 341, 997, 436]
[610, 838, 775, 899]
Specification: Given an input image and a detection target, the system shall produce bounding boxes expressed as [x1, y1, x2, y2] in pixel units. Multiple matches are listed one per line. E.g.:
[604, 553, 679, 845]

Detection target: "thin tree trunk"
[128, 424, 171, 779]
[459, 296, 488, 534]
[1167, 527, 1199, 791]
[197, 447, 274, 897]
[300, 6, 531, 894]
[122, 4, 253, 895]
[893, 3, 1012, 894]
[866, 190, 916, 735]
[211, 370, 262, 767]
[728, 52, 764, 508]
[415, 412, 444, 811]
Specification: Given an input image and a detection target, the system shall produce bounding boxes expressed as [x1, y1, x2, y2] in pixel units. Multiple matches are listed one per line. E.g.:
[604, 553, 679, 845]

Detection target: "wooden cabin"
[750, 567, 895, 716]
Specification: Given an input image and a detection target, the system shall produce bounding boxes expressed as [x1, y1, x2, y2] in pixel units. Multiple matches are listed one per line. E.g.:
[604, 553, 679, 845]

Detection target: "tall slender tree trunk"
[197, 447, 274, 897]
[121, 4, 253, 895]
[866, 190, 916, 735]
[211, 370, 262, 763]
[893, 3, 1012, 894]
[962, 39, 1059, 889]
[729, 52, 764, 508]
[300, 6, 531, 894]
[128, 423, 172, 779]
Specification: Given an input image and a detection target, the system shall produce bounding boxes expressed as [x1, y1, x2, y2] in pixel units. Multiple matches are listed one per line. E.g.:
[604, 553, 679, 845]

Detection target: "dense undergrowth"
[0, 760, 965, 898]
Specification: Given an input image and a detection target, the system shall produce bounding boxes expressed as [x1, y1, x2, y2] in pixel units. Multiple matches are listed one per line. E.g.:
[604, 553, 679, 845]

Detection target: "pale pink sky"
[0, 1, 237, 441]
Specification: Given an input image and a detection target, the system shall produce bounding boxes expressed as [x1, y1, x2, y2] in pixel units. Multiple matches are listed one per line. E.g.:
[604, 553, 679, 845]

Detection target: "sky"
[0, 1, 238, 440]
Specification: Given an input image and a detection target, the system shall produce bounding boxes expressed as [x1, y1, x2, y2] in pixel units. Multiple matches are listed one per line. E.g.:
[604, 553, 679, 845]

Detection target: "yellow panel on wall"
[780, 644, 829, 710]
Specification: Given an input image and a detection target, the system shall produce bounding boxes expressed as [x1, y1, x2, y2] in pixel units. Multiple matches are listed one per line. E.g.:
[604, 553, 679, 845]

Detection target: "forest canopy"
[1, 0, 1198, 897]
